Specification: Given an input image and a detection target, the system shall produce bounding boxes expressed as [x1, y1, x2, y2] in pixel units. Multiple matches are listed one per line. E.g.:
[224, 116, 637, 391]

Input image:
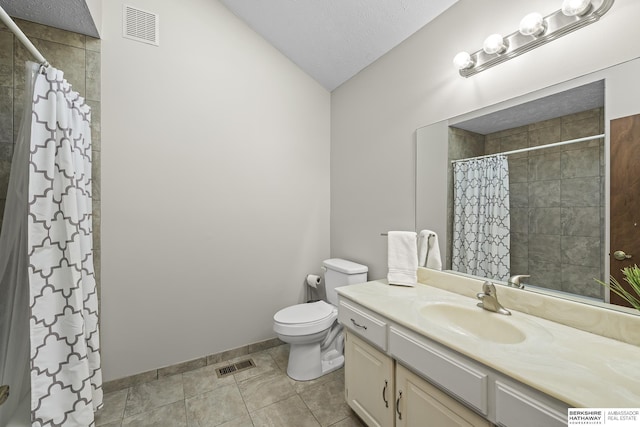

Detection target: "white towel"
[418, 230, 442, 270]
[387, 231, 418, 287]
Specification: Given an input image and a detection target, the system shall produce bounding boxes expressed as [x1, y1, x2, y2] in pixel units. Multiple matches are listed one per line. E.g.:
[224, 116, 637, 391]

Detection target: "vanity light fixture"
[454, 0, 614, 77]
[519, 12, 546, 36]
[562, 0, 592, 16]
[482, 34, 508, 55]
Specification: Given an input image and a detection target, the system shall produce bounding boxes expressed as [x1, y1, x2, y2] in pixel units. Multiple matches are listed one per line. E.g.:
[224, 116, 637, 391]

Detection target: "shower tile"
[500, 131, 528, 159]
[250, 394, 321, 427]
[529, 208, 561, 235]
[0, 141, 12, 162]
[508, 157, 528, 183]
[510, 256, 528, 275]
[86, 49, 101, 101]
[182, 362, 236, 399]
[300, 376, 351, 427]
[510, 232, 528, 260]
[87, 100, 101, 151]
[96, 389, 128, 426]
[561, 177, 600, 207]
[561, 207, 600, 237]
[561, 236, 601, 268]
[86, 36, 101, 52]
[0, 31, 12, 87]
[238, 370, 297, 412]
[561, 147, 600, 179]
[509, 182, 528, 208]
[485, 138, 501, 155]
[510, 208, 529, 234]
[0, 159, 11, 199]
[562, 265, 603, 299]
[185, 383, 248, 426]
[14, 38, 86, 96]
[0, 87, 12, 143]
[529, 123, 561, 151]
[123, 374, 184, 418]
[562, 110, 601, 141]
[529, 180, 561, 207]
[529, 234, 561, 264]
[528, 153, 560, 181]
[528, 260, 562, 291]
[122, 400, 187, 427]
[528, 117, 562, 132]
[15, 18, 85, 49]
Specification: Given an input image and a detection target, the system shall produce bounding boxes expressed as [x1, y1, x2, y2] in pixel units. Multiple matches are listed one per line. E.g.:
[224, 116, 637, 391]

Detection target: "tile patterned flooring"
[96, 344, 366, 427]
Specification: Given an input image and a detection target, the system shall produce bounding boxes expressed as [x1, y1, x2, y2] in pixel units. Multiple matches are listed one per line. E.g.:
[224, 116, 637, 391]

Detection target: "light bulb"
[453, 51, 474, 70]
[519, 12, 546, 36]
[562, 0, 592, 16]
[483, 34, 507, 55]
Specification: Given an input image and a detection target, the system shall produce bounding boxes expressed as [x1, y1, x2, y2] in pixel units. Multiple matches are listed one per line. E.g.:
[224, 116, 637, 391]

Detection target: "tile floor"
[95, 344, 366, 427]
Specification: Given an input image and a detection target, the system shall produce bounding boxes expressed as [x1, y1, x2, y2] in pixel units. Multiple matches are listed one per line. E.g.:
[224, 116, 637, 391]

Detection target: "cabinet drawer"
[389, 326, 488, 415]
[495, 381, 567, 427]
[338, 299, 388, 351]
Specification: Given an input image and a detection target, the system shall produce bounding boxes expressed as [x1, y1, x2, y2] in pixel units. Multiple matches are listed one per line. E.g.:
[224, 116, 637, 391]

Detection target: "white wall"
[101, 0, 330, 381]
[331, 0, 640, 280]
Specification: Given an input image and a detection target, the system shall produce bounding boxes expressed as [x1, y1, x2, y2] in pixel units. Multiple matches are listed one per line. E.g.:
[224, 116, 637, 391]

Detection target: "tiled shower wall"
[0, 19, 101, 289]
[448, 108, 605, 299]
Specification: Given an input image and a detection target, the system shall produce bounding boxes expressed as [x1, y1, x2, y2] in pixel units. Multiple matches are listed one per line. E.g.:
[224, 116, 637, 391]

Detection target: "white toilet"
[273, 258, 368, 381]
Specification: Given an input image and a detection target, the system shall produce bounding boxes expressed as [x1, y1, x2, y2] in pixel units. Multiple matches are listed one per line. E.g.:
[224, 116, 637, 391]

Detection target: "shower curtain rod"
[451, 133, 605, 163]
[0, 6, 49, 67]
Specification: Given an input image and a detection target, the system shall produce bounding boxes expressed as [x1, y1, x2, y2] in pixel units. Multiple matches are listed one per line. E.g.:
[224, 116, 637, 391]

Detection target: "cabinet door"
[345, 330, 395, 427]
[395, 364, 491, 427]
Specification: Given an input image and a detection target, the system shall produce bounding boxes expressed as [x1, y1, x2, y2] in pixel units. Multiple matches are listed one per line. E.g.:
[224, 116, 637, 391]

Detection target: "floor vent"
[123, 5, 159, 46]
[216, 359, 255, 378]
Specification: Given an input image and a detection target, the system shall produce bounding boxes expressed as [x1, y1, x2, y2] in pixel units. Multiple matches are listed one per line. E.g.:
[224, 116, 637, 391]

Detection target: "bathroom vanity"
[337, 268, 640, 427]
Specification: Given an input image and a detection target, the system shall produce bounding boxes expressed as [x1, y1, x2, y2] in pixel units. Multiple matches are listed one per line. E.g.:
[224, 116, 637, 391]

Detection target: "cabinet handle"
[382, 380, 389, 408]
[350, 318, 367, 330]
[396, 391, 403, 420]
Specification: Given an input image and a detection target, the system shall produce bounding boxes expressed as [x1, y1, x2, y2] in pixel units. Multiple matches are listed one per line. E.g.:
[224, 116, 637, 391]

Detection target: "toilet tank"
[323, 258, 368, 305]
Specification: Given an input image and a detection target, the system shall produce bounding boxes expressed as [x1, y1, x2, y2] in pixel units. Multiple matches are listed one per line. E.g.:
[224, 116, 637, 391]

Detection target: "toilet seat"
[273, 301, 338, 336]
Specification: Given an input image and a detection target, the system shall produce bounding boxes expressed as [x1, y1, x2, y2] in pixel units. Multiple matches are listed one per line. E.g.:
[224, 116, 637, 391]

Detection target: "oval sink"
[419, 303, 526, 344]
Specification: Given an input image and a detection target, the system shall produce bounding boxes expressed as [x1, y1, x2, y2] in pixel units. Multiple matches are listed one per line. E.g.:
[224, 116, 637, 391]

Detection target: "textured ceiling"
[453, 80, 605, 135]
[219, 0, 459, 91]
[0, 0, 98, 38]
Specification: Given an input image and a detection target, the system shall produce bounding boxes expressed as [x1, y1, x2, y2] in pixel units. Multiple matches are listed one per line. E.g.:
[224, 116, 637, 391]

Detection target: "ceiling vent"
[123, 5, 159, 46]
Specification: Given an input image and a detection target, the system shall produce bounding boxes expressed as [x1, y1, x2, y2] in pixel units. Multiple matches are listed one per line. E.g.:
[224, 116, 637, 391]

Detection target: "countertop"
[337, 279, 640, 408]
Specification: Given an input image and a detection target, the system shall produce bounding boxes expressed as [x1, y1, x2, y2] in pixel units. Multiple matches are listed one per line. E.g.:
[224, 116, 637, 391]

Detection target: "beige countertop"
[337, 279, 640, 408]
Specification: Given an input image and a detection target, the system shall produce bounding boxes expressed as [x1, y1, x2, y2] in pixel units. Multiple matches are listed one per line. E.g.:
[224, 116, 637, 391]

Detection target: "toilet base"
[283, 332, 345, 381]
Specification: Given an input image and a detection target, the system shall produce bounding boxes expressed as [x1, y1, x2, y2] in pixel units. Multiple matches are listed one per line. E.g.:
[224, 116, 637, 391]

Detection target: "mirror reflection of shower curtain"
[452, 154, 510, 281]
[0, 62, 102, 426]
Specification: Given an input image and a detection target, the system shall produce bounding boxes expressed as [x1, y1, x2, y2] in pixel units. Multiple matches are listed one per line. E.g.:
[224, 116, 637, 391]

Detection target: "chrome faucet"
[507, 274, 530, 289]
[476, 281, 511, 315]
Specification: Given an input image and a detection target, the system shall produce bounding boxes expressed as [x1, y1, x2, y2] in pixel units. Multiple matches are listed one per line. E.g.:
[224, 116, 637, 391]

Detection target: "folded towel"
[387, 231, 418, 286]
[418, 229, 442, 270]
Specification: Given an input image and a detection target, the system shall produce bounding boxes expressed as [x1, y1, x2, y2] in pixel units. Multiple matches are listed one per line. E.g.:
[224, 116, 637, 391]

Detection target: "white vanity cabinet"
[339, 296, 568, 427]
[395, 363, 490, 427]
[344, 331, 395, 427]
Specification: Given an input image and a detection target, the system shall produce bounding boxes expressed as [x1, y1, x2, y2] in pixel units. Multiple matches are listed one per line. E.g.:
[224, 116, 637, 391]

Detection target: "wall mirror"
[416, 57, 640, 315]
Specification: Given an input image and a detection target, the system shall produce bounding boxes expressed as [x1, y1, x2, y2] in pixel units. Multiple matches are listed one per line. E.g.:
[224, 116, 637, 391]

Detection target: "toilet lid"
[274, 301, 334, 325]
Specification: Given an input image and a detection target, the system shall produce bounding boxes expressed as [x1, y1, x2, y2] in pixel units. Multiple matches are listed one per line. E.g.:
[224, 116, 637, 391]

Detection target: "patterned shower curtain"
[28, 65, 102, 425]
[452, 155, 510, 281]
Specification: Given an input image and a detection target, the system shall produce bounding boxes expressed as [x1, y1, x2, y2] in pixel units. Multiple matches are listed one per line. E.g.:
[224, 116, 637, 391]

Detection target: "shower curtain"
[452, 155, 510, 281]
[0, 62, 102, 426]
